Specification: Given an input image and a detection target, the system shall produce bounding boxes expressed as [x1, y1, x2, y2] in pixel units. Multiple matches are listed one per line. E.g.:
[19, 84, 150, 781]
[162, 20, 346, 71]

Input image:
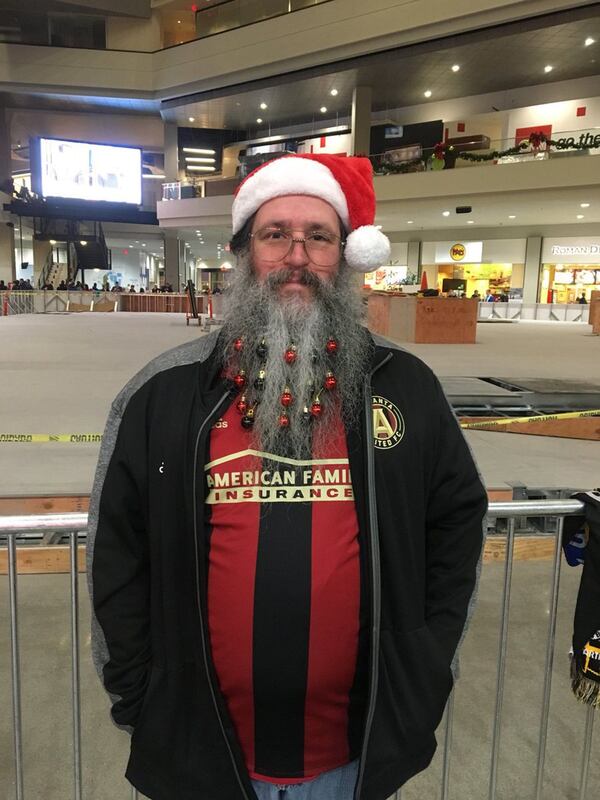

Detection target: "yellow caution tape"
[460, 409, 600, 430]
[0, 434, 103, 443]
[1, 409, 599, 441]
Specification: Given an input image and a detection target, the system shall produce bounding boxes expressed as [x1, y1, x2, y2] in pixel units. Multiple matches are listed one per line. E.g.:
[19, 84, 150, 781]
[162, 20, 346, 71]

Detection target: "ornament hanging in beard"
[230, 334, 340, 433]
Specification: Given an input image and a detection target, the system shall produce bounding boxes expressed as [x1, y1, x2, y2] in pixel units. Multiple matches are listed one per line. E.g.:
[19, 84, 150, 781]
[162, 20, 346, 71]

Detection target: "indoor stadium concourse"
[2, 1, 600, 799]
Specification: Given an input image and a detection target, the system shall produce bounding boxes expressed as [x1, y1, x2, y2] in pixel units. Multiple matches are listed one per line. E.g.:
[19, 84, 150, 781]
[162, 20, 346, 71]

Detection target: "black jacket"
[87, 330, 487, 800]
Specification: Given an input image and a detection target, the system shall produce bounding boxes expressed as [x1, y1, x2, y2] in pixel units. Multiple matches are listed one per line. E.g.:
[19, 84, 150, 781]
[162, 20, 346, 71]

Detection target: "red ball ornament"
[284, 346, 297, 364]
[324, 372, 337, 391]
[325, 338, 338, 355]
[233, 370, 246, 390]
[281, 390, 293, 407]
[311, 401, 322, 418]
[233, 337, 243, 352]
[278, 413, 290, 428]
[236, 396, 247, 415]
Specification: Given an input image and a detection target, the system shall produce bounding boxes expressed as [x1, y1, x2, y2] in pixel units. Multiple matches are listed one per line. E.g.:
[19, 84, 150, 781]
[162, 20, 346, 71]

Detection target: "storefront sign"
[450, 243, 466, 261]
[435, 241, 483, 264]
[550, 245, 600, 256]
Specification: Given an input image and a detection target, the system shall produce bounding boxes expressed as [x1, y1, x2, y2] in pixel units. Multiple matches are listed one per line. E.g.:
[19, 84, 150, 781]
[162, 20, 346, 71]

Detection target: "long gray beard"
[220, 258, 370, 460]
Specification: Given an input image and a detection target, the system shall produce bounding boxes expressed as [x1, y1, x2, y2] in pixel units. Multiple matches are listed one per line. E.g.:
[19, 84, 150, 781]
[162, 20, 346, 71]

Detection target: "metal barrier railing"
[0, 500, 595, 800]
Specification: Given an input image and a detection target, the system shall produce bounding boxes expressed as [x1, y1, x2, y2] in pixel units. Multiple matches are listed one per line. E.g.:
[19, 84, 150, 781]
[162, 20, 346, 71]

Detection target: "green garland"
[377, 136, 600, 174]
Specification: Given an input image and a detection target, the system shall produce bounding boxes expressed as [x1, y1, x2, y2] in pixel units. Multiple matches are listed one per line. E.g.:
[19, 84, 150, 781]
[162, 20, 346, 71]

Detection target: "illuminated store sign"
[435, 241, 483, 264]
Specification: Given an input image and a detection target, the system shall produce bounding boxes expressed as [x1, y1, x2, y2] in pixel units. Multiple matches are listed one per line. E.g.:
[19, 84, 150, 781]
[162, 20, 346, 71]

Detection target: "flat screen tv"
[33, 137, 142, 205]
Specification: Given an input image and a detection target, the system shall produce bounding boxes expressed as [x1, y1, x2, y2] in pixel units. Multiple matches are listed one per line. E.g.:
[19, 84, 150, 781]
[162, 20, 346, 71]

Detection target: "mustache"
[264, 267, 325, 291]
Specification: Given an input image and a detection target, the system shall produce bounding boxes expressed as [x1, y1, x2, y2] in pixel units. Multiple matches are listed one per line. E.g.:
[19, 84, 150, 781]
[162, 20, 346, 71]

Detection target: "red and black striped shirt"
[205, 401, 365, 783]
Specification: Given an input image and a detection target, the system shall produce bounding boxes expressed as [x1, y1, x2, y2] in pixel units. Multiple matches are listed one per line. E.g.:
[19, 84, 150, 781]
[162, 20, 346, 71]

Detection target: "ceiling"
[374, 184, 600, 234]
[161, 6, 600, 132]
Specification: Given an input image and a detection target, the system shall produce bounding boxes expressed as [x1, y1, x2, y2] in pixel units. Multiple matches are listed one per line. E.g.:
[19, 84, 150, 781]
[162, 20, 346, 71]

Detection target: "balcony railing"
[370, 129, 600, 175]
[0, 499, 596, 799]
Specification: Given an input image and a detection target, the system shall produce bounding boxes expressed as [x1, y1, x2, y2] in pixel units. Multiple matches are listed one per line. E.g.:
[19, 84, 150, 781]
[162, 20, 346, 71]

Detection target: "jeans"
[251, 760, 359, 800]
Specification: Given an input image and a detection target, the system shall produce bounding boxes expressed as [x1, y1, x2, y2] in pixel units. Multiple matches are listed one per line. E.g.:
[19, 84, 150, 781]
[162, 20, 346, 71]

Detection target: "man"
[87, 154, 487, 800]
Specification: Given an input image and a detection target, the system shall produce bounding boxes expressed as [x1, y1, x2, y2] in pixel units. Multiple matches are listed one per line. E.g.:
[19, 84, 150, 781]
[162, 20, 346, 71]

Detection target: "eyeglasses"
[249, 226, 344, 267]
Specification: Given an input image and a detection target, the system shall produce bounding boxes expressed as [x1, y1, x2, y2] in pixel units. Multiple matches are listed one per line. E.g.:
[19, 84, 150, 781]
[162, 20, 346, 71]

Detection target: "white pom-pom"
[344, 226, 391, 272]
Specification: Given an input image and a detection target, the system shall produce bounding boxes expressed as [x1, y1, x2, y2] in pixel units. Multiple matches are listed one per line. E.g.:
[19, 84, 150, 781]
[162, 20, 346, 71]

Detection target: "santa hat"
[232, 154, 390, 272]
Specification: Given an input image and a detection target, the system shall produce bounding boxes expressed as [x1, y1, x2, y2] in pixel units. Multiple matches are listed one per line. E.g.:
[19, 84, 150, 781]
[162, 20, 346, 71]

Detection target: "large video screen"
[38, 138, 142, 205]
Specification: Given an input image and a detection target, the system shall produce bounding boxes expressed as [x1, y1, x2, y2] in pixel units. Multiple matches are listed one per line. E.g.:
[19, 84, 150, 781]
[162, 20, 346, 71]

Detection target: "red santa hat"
[232, 154, 391, 272]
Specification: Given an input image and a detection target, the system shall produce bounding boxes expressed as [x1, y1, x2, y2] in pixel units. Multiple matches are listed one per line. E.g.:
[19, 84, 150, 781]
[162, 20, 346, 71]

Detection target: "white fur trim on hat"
[344, 225, 391, 272]
[232, 157, 350, 234]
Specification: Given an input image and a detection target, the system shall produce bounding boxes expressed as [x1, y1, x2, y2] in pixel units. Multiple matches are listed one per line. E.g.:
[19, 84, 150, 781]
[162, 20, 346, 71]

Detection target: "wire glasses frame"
[249, 226, 345, 267]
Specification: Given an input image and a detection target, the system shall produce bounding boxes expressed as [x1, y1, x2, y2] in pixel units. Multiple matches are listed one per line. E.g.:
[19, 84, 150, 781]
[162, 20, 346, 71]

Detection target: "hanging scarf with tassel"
[562, 489, 600, 708]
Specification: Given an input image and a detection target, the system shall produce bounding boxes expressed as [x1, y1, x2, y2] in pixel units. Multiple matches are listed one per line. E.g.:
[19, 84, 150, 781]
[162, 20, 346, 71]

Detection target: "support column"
[164, 231, 180, 289]
[33, 239, 52, 287]
[523, 236, 542, 303]
[350, 86, 372, 157]
[407, 240, 421, 282]
[164, 123, 179, 183]
[0, 222, 16, 285]
[0, 107, 16, 285]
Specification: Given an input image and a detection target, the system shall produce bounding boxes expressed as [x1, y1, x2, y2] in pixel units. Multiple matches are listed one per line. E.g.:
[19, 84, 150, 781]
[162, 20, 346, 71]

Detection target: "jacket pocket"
[379, 625, 452, 746]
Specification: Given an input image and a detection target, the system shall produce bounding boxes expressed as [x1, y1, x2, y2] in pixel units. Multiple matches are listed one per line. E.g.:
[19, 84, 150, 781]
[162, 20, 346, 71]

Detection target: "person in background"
[0, 279, 6, 291]
[471, 290, 480, 300]
[129, 285, 137, 293]
[88, 153, 487, 800]
[577, 292, 588, 305]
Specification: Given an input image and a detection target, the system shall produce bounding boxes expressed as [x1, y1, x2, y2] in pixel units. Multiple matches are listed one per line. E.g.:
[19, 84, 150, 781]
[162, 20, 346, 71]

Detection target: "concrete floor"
[0, 312, 599, 799]
[0, 313, 598, 494]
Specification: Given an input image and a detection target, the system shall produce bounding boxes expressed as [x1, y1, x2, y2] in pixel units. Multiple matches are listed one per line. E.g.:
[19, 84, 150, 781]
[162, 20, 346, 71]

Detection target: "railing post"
[534, 518, 564, 800]
[70, 532, 82, 800]
[578, 704, 595, 800]
[488, 516, 516, 800]
[441, 688, 455, 800]
[8, 534, 24, 800]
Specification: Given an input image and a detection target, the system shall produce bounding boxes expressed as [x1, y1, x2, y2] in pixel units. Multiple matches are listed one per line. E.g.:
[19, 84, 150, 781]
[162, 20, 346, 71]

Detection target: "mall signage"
[435, 241, 483, 264]
[551, 245, 600, 256]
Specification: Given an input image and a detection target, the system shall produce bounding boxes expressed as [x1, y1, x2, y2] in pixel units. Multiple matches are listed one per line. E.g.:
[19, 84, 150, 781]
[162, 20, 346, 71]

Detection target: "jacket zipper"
[192, 389, 252, 800]
[354, 351, 392, 800]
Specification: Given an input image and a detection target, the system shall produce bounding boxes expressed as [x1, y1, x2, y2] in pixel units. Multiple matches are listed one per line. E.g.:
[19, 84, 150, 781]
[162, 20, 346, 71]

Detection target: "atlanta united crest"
[372, 395, 405, 449]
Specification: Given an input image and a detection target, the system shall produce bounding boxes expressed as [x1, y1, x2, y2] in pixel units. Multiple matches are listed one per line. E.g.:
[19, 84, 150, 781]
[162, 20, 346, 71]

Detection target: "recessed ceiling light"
[442, 210, 450, 217]
[260, 102, 267, 110]
[188, 117, 195, 122]
[544, 65, 553, 73]
[330, 89, 338, 96]
[580, 202, 590, 208]
[256, 118, 263, 124]
[177, 19, 181, 23]
[142, 243, 146, 246]
[577, 214, 585, 219]
[424, 90, 432, 98]
[406, 220, 414, 224]
[508, 215, 516, 219]
[467, 220, 475, 224]
[320, 106, 328, 113]
[451, 64, 460, 72]
[585, 37, 595, 46]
